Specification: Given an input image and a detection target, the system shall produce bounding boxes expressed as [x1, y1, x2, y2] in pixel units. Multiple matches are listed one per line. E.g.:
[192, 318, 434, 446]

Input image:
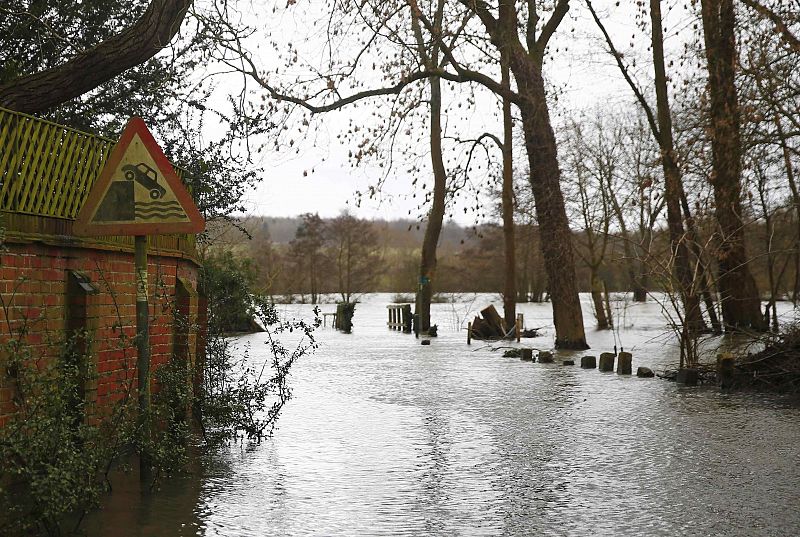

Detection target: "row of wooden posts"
[516, 349, 654, 378]
[379, 306, 735, 388]
[515, 349, 737, 387]
[379, 306, 739, 388]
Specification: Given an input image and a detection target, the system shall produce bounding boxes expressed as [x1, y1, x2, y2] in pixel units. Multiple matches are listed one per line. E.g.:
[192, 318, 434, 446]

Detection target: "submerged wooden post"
[402, 304, 412, 333]
[599, 352, 615, 372]
[717, 353, 735, 390]
[677, 368, 699, 386]
[538, 350, 554, 363]
[521, 348, 534, 361]
[617, 352, 632, 375]
[581, 356, 597, 369]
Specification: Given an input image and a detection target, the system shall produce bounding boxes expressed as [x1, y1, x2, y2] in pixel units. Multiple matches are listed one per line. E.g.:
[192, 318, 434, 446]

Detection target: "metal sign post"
[73, 117, 205, 488]
[134, 235, 151, 484]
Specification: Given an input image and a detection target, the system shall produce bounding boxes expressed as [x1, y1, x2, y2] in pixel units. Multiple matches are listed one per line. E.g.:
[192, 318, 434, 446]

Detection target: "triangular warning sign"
[74, 117, 205, 236]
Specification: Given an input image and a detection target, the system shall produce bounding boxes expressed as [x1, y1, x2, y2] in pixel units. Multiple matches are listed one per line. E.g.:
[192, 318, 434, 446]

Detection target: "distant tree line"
[211, 201, 798, 308]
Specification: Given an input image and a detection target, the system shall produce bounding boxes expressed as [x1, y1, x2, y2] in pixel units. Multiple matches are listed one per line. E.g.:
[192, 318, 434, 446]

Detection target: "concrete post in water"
[581, 355, 597, 369]
[599, 352, 615, 372]
[677, 368, 699, 386]
[538, 350, 554, 363]
[562, 359, 575, 366]
[637, 367, 654, 378]
[521, 348, 534, 361]
[617, 352, 632, 375]
[717, 353, 735, 389]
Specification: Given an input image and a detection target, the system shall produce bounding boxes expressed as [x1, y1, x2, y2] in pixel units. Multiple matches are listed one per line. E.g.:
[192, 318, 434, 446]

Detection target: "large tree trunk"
[590, 268, 610, 329]
[416, 75, 447, 334]
[510, 49, 588, 349]
[700, 0, 765, 330]
[0, 0, 192, 113]
[501, 56, 517, 329]
[650, 0, 706, 333]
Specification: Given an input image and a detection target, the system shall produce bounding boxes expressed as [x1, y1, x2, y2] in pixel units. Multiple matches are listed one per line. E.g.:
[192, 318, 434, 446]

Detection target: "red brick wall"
[0, 241, 202, 426]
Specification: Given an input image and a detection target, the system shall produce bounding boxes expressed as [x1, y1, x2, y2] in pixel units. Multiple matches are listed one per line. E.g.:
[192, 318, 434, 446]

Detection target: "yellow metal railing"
[0, 106, 197, 259]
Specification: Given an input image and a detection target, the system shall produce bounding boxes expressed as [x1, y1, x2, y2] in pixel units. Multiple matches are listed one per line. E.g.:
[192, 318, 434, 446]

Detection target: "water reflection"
[83, 294, 800, 536]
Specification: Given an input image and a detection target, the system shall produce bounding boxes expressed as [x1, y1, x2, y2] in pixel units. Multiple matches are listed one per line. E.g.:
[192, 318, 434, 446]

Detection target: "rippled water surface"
[86, 294, 800, 536]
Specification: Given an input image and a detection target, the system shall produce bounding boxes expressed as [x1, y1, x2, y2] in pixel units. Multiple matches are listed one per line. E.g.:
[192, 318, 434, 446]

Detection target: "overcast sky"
[199, 0, 695, 225]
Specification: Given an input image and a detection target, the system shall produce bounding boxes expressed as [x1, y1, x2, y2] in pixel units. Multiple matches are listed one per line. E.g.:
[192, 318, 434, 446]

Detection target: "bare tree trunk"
[680, 192, 722, 333]
[416, 74, 447, 333]
[774, 116, 800, 304]
[603, 280, 614, 329]
[409, 3, 448, 335]
[621, 227, 645, 301]
[762, 192, 778, 332]
[606, 163, 646, 300]
[0, 0, 192, 113]
[635, 220, 652, 302]
[512, 58, 587, 348]
[457, 0, 586, 348]
[501, 55, 517, 329]
[587, 0, 702, 327]
[700, 0, 765, 330]
[650, 0, 706, 332]
[311, 258, 318, 305]
[517, 229, 531, 303]
[590, 268, 610, 329]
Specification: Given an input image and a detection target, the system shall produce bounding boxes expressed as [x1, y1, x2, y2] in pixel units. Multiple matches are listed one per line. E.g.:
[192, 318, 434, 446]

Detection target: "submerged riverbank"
[83, 293, 800, 536]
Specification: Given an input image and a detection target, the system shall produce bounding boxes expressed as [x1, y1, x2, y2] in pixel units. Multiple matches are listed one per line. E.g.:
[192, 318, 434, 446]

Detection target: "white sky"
[197, 0, 696, 225]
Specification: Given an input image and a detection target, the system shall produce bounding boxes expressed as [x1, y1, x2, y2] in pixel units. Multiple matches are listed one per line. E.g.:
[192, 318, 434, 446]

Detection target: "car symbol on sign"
[122, 163, 167, 199]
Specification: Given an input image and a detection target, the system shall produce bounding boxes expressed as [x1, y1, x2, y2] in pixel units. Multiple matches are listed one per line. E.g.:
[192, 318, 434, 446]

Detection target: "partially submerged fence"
[387, 304, 412, 333]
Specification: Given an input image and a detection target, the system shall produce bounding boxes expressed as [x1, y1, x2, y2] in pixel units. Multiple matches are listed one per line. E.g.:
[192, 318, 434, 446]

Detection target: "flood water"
[85, 294, 800, 536]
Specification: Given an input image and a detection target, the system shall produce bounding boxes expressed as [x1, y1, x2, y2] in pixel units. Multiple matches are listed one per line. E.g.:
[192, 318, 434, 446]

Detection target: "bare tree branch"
[741, 0, 800, 54]
[585, 0, 662, 144]
[531, 0, 570, 65]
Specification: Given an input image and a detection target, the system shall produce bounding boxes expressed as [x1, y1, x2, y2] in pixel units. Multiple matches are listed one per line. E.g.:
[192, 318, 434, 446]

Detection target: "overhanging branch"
[0, 0, 192, 114]
[585, 0, 662, 144]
